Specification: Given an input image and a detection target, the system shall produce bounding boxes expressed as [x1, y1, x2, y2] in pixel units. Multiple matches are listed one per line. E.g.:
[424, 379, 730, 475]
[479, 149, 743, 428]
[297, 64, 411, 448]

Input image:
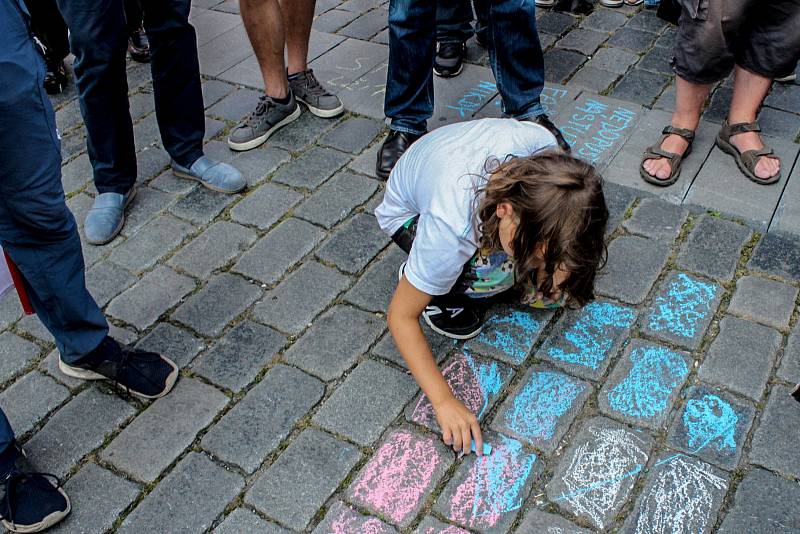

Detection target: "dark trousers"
[436, 0, 487, 44]
[386, 0, 546, 135]
[21, 0, 69, 61]
[55, 0, 205, 194]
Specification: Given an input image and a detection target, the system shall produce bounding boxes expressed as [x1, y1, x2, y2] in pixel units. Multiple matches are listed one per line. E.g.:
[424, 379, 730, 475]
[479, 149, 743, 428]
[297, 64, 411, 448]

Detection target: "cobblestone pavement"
[3, 1, 800, 532]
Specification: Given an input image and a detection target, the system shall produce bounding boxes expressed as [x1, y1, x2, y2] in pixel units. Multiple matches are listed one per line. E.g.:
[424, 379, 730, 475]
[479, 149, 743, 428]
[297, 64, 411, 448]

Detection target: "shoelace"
[296, 71, 329, 97]
[1, 470, 61, 528]
[109, 346, 162, 399]
[245, 96, 273, 128]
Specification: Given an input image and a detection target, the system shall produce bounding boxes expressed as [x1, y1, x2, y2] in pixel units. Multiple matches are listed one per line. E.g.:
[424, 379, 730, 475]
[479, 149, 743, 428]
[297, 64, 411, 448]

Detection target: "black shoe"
[42, 58, 68, 95]
[58, 336, 178, 399]
[474, 31, 488, 49]
[527, 113, 571, 152]
[423, 298, 485, 340]
[128, 27, 151, 63]
[376, 130, 423, 180]
[0, 444, 70, 533]
[434, 41, 466, 78]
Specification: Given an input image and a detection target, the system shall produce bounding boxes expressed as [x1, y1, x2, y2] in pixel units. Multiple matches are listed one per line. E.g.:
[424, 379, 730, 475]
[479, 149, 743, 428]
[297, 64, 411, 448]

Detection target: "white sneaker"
[535, 0, 555, 6]
[600, 0, 624, 6]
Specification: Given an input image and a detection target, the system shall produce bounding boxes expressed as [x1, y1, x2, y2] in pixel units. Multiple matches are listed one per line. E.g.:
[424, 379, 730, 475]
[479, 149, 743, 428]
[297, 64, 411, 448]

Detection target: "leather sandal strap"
[727, 121, 761, 135]
[643, 146, 680, 160]
[662, 125, 695, 142]
[741, 147, 778, 169]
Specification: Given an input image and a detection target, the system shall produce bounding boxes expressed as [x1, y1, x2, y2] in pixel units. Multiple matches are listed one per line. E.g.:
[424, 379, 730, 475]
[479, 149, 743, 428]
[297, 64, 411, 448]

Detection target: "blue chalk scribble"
[683, 394, 738, 454]
[648, 274, 718, 339]
[548, 302, 635, 369]
[469, 310, 541, 364]
[472, 435, 536, 519]
[506, 371, 586, 441]
[607, 346, 689, 419]
[464, 351, 506, 420]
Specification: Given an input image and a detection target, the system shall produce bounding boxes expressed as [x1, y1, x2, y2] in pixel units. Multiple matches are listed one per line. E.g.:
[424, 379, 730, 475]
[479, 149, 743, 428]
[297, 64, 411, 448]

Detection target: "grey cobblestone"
[637, 45, 673, 75]
[465, 306, 553, 365]
[0, 332, 41, 384]
[538, 11, 576, 35]
[320, 116, 383, 154]
[206, 87, 261, 122]
[214, 508, 292, 534]
[109, 215, 196, 273]
[587, 47, 639, 75]
[516, 509, 593, 533]
[172, 273, 262, 337]
[570, 66, 619, 93]
[271, 110, 340, 152]
[544, 49, 586, 84]
[0, 292, 22, 332]
[581, 9, 628, 32]
[727, 275, 798, 329]
[85, 261, 137, 308]
[203, 140, 292, 187]
[106, 266, 195, 331]
[272, 146, 351, 189]
[339, 8, 388, 40]
[344, 246, 406, 312]
[135, 323, 206, 368]
[611, 69, 670, 107]
[608, 27, 658, 51]
[229, 182, 302, 231]
[556, 29, 608, 56]
[119, 187, 174, 238]
[316, 213, 390, 273]
[750, 385, 800, 478]
[168, 220, 257, 279]
[201, 79, 236, 108]
[15, 314, 55, 344]
[622, 198, 687, 242]
[677, 215, 752, 281]
[39, 350, 84, 391]
[778, 326, 800, 383]
[295, 170, 379, 228]
[315, 501, 397, 533]
[169, 187, 238, 226]
[718, 467, 800, 534]
[748, 231, 800, 282]
[0, 371, 69, 436]
[595, 235, 670, 304]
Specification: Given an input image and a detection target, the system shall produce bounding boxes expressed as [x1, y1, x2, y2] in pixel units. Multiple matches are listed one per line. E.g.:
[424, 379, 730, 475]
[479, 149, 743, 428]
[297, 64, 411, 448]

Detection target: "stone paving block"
[718, 467, 800, 534]
[338, 0, 383, 11]
[214, 508, 292, 534]
[540, 300, 636, 380]
[347, 426, 455, 529]
[168, 221, 257, 279]
[581, 8, 628, 31]
[544, 49, 586, 84]
[55, 99, 83, 135]
[0, 332, 41, 384]
[309, 38, 387, 90]
[229, 183, 302, 231]
[430, 64, 497, 126]
[608, 27, 658, 51]
[556, 28, 608, 56]
[135, 323, 205, 368]
[0, 371, 69, 436]
[15, 314, 55, 344]
[748, 231, 800, 281]
[171, 273, 262, 337]
[320, 116, 383, 154]
[728, 275, 798, 329]
[372, 322, 453, 368]
[625, 9, 664, 33]
[61, 153, 92, 195]
[637, 44, 673, 75]
[335, 61, 389, 121]
[316, 213, 390, 273]
[314, 501, 398, 533]
[611, 69, 670, 107]
[201, 79, 236, 108]
[149, 170, 198, 195]
[284, 305, 384, 381]
[198, 25, 253, 77]
[546, 416, 653, 531]
[702, 86, 732, 123]
[129, 91, 155, 122]
[595, 235, 670, 304]
[253, 261, 350, 334]
[53, 463, 141, 534]
[202, 140, 292, 187]
[60, 131, 86, 163]
[204, 116, 227, 141]
[515, 509, 593, 533]
[192, 320, 285, 392]
[313, 8, 359, 33]
[643, 272, 723, 350]
[233, 218, 326, 284]
[464, 306, 553, 365]
[295, 171, 379, 228]
[778, 326, 800, 383]
[344, 245, 406, 312]
[698, 316, 781, 400]
[349, 138, 382, 178]
[433, 433, 541, 533]
[667, 384, 755, 471]
[39, 350, 84, 391]
[191, 8, 241, 46]
[101, 378, 228, 482]
[599, 340, 690, 429]
[372, 27, 389, 44]
[750, 384, 800, 478]
[772, 160, 800, 235]
[117, 452, 244, 534]
[201, 364, 324, 473]
[492, 366, 591, 453]
[169, 186, 238, 226]
[247, 429, 362, 530]
[623, 197, 687, 241]
[621, 453, 728, 534]
[272, 146, 351, 189]
[764, 82, 800, 114]
[538, 11, 576, 35]
[85, 261, 137, 308]
[603, 181, 639, 236]
[66, 193, 93, 227]
[132, 114, 161, 152]
[407, 351, 513, 430]
[108, 215, 195, 273]
[587, 47, 639, 75]
[415, 516, 469, 534]
[106, 266, 195, 331]
[676, 215, 752, 281]
[338, 8, 388, 39]
[758, 106, 800, 139]
[570, 66, 619, 93]
[26, 389, 136, 478]
[206, 86, 260, 122]
[270, 109, 340, 151]
[136, 146, 171, 183]
[119, 187, 174, 237]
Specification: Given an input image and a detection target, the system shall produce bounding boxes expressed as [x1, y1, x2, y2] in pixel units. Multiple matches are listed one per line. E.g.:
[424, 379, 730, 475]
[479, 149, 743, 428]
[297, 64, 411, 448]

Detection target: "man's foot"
[288, 69, 344, 118]
[128, 27, 150, 63]
[641, 132, 692, 181]
[720, 121, 781, 182]
[527, 114, 571, 152]
[0, 444, 70, 533]
[376, 130, 423, 180]
[43, 57, 68, 95]
[228, 93, 302, 152]
[84, 188, 137, 246]
[423, 299, 485, 340]
[172, 155, 247, 193]
[59, 336, 179, 399]
[433, 41, 466, 78]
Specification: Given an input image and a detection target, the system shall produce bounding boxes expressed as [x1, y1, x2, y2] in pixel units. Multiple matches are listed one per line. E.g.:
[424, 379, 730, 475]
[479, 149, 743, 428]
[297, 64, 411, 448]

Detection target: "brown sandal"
[639, 126, 695, 187]
[716, 120, 781, 185]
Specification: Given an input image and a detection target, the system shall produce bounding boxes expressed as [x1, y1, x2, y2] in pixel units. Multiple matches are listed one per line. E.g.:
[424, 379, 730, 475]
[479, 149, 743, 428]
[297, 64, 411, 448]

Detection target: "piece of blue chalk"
[471, 440, 492, 455]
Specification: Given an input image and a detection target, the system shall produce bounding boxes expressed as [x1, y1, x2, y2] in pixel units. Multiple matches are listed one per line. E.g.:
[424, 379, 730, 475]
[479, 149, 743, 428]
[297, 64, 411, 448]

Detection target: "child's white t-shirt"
[375, 118, 557, 296]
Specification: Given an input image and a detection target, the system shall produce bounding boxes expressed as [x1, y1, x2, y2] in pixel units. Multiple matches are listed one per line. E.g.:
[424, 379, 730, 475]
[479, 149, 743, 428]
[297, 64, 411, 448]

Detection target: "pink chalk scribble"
[350, 429, 444, 524]
[420, 525, 471, 534]
[327, 502, 395, 534]
[411, 353, 484, 427]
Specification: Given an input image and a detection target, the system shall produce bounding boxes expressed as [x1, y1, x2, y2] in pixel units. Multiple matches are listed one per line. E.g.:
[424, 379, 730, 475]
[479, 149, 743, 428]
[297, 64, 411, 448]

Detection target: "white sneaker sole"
[433, 63, 464, 78]
[422, 311, 483, 340]
[600, 0, 624, 5]
[1, 488, 71, 533]
[58, 357, 180, 400]
[85, 187, 138, 246]
[227, 105, 303, 152]
[296, 96, 345, 119]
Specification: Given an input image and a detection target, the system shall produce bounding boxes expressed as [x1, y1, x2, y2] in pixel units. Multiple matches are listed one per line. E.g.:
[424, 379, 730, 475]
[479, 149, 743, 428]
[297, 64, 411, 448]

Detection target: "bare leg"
[239, 0, 288, 99]
[727, 65, 780, 179]
[281, 0, 316, 75]
[642, 76, 712, 180]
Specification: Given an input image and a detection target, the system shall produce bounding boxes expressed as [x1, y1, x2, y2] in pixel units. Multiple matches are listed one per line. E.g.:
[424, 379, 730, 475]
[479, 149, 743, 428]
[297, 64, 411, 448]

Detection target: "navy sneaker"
[433, 41, 466, 78]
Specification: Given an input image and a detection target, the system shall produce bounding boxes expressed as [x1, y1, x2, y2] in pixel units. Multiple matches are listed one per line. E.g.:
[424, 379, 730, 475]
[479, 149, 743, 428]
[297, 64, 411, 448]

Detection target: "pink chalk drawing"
[445, 435, 537, 530]
[350, 429, 445, 525]
[420, 525, 471, 534]
[327, 502, 395, 534]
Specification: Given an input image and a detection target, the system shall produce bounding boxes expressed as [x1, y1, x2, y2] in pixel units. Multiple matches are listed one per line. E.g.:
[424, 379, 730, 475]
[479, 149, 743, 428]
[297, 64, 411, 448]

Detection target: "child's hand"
[432, 396, 484, 456]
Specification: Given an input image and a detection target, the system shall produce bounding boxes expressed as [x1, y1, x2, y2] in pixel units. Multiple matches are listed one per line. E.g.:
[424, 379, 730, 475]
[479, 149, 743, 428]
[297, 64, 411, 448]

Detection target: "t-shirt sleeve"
[404, 213, 476, 296]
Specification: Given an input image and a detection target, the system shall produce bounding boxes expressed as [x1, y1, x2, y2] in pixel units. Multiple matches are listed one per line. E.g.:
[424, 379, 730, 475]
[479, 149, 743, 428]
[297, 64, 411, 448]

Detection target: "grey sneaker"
[227, 93, 301, 151]
[288, 69, 344, 118]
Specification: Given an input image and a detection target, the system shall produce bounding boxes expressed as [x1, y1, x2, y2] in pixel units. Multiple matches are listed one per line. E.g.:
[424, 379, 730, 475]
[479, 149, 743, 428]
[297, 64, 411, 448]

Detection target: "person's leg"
[240, 0, 289, 99]
[436, 0, 474, 44]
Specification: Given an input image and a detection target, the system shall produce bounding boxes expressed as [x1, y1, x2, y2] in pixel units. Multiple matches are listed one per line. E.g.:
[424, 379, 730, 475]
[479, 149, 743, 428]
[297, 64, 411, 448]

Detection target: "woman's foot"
[641, 132, 691, 181]
[727, 129, 781, 180]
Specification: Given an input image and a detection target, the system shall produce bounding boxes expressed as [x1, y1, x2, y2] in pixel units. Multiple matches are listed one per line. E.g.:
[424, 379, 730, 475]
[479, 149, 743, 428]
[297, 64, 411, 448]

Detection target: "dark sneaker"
[0, 444, 70, 533]
[288, 69, 344, 118]
[433, 41, 466, 78]
[527, 113, 571, 152]
[58, 337, 179, 400]
[128, 27, 151, 63]
[43, 57, 68, 95]
[228, 93, 302, 151]
[423, 299, 485, 340]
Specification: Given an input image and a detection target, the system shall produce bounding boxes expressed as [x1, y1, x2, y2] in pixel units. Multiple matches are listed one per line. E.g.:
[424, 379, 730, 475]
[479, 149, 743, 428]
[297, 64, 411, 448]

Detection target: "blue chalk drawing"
[648, 273, 717, 339]
[607, 346, 689, 419]
[464, 351, 506, 420]
[547, 302, 635, 369]
[468, 310, 541, 364]
[683, 394, 738, 454]
[505, 371, 586, 442]
[472, 435, 536, 519]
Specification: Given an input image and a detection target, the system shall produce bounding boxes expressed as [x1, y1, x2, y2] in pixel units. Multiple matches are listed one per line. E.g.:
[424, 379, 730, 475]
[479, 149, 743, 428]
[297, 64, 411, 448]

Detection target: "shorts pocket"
[678, 0, 709, 20]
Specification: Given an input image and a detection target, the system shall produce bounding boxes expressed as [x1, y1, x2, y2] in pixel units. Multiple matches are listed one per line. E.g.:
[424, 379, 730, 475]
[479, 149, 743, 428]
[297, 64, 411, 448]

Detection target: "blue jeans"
[386, 0, 546, 134]
[436, 0, 487, 44]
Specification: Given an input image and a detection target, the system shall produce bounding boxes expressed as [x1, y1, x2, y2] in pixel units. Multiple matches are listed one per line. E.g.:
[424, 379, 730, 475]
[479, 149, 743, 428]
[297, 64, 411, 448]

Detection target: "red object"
[3, 251, 34, 315]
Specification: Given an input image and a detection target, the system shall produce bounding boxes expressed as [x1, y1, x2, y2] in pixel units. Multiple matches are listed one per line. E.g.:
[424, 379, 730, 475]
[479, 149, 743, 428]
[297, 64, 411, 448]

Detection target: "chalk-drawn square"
[546, 416, 654, 530]
[666, 384, 756, 471]
[433, 433, 541, 533]
[312, 501, 397, 534]
[642, 271, 722, 350]
[491, 366, 592, 453]
[621, 453, 729, 534]
[464, 305, 553, 365]
[414, 516, 471, 534]
[539, 299, 636, 381]
[598, 340, 691, 430]
[516, 509, 594, 533]
[405, 351, 514, 431]
[346, 427, 454, 528]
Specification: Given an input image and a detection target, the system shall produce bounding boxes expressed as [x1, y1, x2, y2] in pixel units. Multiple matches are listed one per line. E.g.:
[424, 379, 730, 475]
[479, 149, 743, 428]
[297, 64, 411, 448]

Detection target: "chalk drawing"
[447, 81, 498, 118]
[446, 435, 537, 529]
[632, 454, 727, 534]
[607, 345, 688, 420]
[547, 301, 635, 369]
[419, 525, 470, 534]
[327, 503, 395, 534]
[648, 273, 717, 339]
[553, 426, 649, 529]
[504, 371, 586, 443]
[683, 394, 738, 454]
[540, 87, 569, 115]
[350, 429, 443, 524]
[466, 309, 541, 364]
[558, 99, 637, 163]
